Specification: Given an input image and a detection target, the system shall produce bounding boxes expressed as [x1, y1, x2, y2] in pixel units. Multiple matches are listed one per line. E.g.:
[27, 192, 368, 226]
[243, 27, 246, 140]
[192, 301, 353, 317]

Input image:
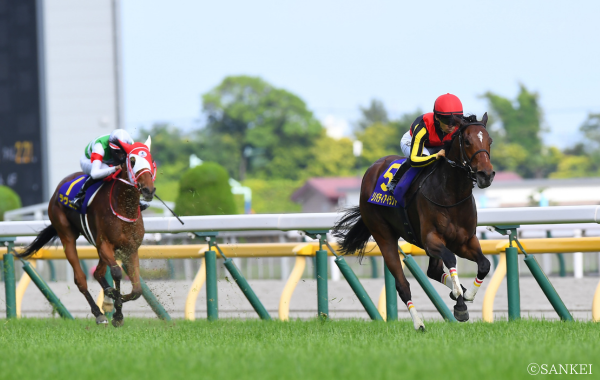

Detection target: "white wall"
[41, 0, 120, 198]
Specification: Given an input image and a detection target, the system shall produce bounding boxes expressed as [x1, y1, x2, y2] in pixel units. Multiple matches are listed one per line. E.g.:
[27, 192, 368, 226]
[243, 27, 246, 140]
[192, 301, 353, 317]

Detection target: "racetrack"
[1, 318, 598, 380]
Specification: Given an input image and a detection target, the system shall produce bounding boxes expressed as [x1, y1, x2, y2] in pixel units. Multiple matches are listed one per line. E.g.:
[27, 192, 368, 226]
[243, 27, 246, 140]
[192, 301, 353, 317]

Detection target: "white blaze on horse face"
[477, 131, 483, 143]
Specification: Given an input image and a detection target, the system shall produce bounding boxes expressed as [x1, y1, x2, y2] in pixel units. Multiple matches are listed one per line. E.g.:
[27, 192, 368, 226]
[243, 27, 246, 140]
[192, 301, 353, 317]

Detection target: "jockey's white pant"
[400, 130, 442, 158]
[80, 155, 116, 180]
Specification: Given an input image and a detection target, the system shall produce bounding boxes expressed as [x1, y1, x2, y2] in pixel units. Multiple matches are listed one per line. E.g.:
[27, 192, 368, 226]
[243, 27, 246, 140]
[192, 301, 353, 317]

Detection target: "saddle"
[368, 158, 424, 245]
[58, 175, 104, 214]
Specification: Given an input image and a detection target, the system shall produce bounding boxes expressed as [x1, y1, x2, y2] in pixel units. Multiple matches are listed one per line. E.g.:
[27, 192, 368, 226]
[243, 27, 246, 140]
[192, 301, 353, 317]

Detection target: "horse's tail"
[17, 225, 58, 259]
[332, 206, 372, 261]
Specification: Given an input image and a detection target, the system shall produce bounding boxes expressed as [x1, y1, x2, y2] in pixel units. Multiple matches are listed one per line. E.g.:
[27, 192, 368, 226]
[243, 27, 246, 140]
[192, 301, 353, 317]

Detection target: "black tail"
[332, 206, 372, 262]
[17, 225, 58, 259]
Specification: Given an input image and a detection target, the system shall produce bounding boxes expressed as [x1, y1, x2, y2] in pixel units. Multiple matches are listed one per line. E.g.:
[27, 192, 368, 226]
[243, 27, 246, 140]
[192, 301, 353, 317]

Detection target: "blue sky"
[121, 0, 600, 149]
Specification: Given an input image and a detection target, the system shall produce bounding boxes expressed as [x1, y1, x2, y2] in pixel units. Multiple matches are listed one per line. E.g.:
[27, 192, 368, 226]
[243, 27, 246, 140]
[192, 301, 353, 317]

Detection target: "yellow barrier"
[184, 258, 206, 321]
[9, 237, 600, 322]
[482, 253, 507, 322]
[15, 260, 35, 318]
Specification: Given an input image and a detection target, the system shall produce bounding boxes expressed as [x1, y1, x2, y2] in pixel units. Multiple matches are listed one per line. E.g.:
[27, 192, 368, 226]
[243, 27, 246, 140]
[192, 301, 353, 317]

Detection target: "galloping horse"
[334, 114, 494, 330]
[19, 137, 156, 327]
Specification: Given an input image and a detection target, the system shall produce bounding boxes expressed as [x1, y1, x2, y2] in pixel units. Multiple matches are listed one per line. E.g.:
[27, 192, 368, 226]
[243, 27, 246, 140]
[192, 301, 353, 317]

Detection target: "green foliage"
[199, 76, 323, 180]
[580, 113, 600, 147]
[240, 178, 302, 213]
[305, 133, 357, 178]
[0, 186, 21, 221]
[174, 162, 236, 216]
[481, 84, 560, 178]
[136, 124, 196, 170]
[549, 155, 593, 179]
[354, 109, 422, 168]
[355, 98, 389, 131]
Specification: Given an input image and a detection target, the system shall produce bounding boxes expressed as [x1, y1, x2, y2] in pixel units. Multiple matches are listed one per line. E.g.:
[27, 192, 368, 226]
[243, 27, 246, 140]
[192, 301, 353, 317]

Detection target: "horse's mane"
[443, 114, 479, 152]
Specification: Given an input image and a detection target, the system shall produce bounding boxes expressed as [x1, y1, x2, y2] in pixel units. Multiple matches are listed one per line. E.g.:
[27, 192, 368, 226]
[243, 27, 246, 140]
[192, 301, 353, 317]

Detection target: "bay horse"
[18, 137, 156, 327]
[334, 114, 494, 331]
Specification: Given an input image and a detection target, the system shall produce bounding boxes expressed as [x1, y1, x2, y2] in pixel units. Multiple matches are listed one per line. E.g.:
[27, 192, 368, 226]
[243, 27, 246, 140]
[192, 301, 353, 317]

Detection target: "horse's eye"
[465, 139, 471, 146]
[130, 157, 136, 166]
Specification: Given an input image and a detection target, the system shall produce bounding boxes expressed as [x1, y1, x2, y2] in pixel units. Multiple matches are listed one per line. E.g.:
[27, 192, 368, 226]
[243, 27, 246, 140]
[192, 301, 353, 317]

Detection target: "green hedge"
[174, 163, 236, 216]
[0, 186, 21, 221]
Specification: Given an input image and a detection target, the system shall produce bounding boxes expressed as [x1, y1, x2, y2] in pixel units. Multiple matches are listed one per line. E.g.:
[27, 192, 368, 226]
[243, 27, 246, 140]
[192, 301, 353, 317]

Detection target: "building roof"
[291, 177, 362, 202]
[494, 171, 522, 182]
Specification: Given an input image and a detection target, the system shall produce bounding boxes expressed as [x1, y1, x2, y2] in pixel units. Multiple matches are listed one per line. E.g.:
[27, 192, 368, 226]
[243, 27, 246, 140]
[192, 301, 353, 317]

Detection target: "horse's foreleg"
[457, 236, 491, 302]
[97, 241, 123, 327]
[121, 253, 142, 303]
[425, 232, 468, 322]
[61, 237, 106, 324]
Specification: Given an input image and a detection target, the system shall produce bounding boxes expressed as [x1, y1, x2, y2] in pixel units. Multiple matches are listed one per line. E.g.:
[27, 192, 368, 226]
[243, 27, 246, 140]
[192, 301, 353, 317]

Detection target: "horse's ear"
[451, 114, 463, 127]
[144, 135, 152, 151]
[482, 112, 488, 127]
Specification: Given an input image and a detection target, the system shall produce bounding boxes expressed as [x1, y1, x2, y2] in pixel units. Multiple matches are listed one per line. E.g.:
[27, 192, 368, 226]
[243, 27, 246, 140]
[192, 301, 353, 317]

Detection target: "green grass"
[1, 318, 598, 380]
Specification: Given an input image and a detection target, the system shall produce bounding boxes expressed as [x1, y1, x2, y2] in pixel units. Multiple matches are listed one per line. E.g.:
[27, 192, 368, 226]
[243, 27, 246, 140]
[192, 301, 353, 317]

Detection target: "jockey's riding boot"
[386, 162, 410, 195]
[140, 200, 150, 212]
[69, 176, 98, 210]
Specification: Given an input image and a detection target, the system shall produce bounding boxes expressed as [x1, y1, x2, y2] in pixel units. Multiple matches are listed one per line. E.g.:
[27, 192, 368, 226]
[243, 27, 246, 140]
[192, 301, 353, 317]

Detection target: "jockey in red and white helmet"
[387, 93, 463, 194]
[70, 129, 150, 210]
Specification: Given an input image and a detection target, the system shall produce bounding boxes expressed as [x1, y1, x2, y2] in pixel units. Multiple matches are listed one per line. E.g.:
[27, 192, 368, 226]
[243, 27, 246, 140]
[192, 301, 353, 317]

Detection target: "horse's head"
[449, 113, 495, 188]
[120, 136, 157, 201]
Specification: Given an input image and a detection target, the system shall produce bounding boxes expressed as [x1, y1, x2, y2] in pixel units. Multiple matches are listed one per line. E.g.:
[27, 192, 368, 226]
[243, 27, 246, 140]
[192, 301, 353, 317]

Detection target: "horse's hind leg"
[457, 235, 491, 302]
[60, 237, 105, 324]
[425, 232, 469, 322]
[96, 241, 124, 327]
[374, 235, 425, 331]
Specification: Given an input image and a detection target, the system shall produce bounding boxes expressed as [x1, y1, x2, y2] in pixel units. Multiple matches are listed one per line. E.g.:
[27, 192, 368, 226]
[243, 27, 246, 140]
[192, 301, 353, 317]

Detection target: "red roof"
[292, 177, 362, 202]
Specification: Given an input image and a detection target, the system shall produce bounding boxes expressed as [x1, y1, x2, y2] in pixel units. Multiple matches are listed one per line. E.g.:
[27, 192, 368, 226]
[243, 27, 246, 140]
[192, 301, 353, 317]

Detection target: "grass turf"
[0, 318, 598, 380]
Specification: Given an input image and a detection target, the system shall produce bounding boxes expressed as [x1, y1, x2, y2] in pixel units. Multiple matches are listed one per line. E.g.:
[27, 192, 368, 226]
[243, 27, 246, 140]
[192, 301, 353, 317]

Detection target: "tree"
[199, 76, 323, 180]
[174, 163, 236, 216]
[305, 132, 356, 178]
[355, 99, 389, 131]
[580, 113, 600, 149]
[0, 186, 21, 221]
[481, 84, 555, 178]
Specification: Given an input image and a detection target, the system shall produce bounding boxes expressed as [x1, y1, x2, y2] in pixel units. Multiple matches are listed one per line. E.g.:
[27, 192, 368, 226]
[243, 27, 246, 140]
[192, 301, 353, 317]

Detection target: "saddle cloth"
[367, 158, 421, 208]
[57, 175, 104, 214]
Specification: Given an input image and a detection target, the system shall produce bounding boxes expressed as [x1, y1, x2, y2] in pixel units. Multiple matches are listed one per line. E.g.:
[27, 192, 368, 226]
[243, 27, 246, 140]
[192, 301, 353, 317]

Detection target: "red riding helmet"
[433, 93, 463, 116]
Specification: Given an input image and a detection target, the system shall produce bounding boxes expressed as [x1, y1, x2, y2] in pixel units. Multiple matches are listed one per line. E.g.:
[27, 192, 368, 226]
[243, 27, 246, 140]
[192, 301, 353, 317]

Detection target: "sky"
[121, 0, 600, 149]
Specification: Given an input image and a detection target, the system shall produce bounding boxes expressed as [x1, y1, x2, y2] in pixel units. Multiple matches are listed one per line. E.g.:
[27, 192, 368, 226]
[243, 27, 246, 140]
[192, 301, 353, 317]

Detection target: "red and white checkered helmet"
[108, 129, 134, 151]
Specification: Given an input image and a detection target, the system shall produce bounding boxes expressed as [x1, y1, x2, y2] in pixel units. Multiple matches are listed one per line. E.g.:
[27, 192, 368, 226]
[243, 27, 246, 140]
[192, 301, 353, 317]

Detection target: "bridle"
[445, 122, 490, 183]
[413, 121, 491, 209]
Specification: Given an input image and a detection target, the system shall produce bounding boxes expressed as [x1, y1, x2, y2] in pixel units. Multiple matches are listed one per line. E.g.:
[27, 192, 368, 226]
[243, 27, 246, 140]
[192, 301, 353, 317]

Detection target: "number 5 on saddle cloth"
[58, 175, 104, 215]
[368, 158, 421, 208]
[367, 158, 422, 244]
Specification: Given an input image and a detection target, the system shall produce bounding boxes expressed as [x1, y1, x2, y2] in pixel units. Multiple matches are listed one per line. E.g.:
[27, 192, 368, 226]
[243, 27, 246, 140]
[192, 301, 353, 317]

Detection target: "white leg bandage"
[406, 300, 425, 331]
[463, 277, 484, 301]
[441, 272, 453, 290]
[449, 268, 463, 299]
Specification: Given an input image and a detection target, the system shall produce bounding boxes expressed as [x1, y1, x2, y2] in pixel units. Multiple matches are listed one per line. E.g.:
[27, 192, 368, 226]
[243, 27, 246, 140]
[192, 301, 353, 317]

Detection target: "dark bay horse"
[19, 137, 156, 327]
[334, 114, 494, 330]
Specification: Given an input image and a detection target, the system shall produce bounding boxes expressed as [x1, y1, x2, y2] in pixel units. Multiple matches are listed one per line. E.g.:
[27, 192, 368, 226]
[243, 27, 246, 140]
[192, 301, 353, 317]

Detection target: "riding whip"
[154, 194, 184, 225]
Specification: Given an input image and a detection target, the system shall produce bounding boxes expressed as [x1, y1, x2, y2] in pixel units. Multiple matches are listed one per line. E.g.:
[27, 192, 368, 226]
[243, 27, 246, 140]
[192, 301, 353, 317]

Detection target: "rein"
[108, 170, 141, 223]
[408, 121, 489, 209]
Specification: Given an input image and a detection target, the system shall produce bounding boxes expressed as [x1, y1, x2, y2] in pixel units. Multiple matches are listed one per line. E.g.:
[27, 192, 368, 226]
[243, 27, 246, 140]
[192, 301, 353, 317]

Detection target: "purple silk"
[367, 158, 421, 208]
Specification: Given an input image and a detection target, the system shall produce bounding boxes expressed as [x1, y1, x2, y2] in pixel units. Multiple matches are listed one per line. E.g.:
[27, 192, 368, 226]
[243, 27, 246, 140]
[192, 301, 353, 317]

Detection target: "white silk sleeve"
[89, 159, 117, 180]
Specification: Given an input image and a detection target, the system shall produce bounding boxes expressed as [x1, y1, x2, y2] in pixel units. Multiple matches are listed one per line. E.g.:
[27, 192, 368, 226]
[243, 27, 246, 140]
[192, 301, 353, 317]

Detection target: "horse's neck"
[441, 144, 473, 196]
[114, 171, 139, 216]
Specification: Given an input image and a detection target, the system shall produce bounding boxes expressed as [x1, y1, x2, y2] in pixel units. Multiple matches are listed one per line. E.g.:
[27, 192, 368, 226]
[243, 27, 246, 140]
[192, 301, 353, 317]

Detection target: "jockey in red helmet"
[387, 93, 463, 194]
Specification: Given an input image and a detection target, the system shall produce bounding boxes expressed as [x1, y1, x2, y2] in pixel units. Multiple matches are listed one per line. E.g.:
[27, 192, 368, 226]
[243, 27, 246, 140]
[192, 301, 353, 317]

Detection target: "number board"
[0, 0, 44, 206]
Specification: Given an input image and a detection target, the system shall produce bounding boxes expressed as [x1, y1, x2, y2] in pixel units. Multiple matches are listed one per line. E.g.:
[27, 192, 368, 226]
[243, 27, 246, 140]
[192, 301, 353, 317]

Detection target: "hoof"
[417, 325, 426, 332]
[112, 318, 124, 328]
[96, 315, 108, 324]
[449, 285, 468, 301]
[454, 306, 469, 322]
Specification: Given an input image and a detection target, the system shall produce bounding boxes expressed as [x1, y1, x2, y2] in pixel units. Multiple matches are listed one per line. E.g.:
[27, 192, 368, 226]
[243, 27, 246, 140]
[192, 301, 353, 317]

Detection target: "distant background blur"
[2, 0, 600, 215]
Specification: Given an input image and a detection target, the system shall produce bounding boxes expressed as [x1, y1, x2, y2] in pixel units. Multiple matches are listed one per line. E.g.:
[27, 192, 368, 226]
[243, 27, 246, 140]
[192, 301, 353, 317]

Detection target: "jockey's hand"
[436, 150, 446, 159]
